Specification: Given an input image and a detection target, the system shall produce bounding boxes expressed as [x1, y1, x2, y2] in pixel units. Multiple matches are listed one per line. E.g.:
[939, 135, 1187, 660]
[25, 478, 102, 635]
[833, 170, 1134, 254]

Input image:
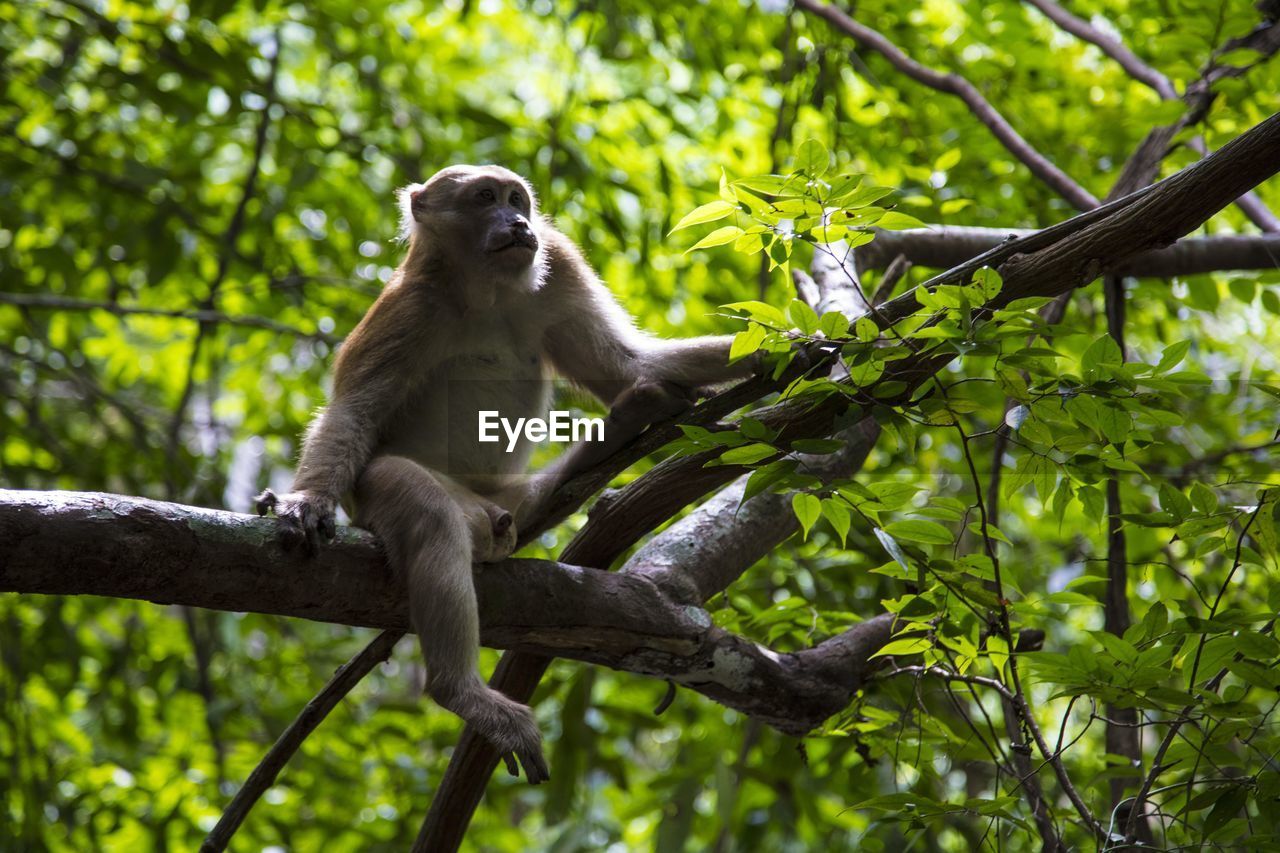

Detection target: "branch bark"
[0, 489, 890, 735]
[855, 228, 1280, 277]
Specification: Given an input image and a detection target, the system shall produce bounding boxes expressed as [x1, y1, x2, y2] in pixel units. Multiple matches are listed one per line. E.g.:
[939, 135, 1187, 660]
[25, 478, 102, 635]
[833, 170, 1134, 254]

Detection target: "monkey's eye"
[509, 191, 523, 207]
[477, 187, 496, 202]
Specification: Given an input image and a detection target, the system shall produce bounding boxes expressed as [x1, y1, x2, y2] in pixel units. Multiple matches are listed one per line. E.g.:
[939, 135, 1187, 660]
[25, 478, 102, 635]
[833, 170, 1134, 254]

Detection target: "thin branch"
[198, 630, 402, 853]
[795, 0, 1100, 210]
[1023, 0, 1176, 98]
[0, 293, 337, 343]
[855, 228, 1280, 277]
[165, 35, 281, 494]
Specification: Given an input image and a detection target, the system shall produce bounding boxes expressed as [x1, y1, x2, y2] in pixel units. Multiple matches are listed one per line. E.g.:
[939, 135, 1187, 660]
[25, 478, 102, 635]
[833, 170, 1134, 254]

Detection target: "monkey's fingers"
[517, 748, 551, 785]
[253, 488, 279, 517]
[276, 518, 307, 553]
[501, 752, 520, 777]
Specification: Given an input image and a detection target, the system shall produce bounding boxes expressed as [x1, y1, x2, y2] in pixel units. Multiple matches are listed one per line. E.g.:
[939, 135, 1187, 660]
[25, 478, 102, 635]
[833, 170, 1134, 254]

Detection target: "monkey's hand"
[610, 379, 697, 431]
[783, 332, 842, 379]
[254, 488, 337, 556]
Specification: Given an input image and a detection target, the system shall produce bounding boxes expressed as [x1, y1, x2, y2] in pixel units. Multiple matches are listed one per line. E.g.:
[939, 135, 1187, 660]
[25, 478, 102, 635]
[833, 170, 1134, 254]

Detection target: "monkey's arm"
[257, 288, 436, 552]
[505, 229, 753, 527]
[539, 227, 754, 405]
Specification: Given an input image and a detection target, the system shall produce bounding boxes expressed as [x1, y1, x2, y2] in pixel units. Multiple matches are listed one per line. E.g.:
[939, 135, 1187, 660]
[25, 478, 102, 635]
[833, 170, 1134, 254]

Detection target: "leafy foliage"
[2, 0, 1280, 851]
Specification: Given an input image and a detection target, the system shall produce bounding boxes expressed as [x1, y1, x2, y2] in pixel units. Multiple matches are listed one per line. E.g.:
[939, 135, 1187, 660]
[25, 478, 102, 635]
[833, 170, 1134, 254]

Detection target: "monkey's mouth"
[490, 235, 539, 253]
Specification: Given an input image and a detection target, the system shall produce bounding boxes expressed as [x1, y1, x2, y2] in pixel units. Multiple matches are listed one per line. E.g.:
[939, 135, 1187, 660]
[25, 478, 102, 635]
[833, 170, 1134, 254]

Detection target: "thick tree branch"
[856, 228, 1280, 277]
[0, 490, 891, 735]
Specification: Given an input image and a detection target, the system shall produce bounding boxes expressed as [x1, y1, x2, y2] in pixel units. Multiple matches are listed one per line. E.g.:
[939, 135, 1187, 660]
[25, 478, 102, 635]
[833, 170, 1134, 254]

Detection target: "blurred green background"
[3, 0, 1280, 850]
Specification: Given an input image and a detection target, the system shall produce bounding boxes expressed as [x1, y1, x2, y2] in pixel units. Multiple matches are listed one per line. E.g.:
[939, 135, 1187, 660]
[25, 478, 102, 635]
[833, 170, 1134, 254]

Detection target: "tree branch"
[0, 293, 337, 343]
[855, 228, 1280, 277]
[796, 0, 1100, 210]
[1023, 0, 1176, 98]
[0, 489, 891, 735]
[199, 630, 402, 853]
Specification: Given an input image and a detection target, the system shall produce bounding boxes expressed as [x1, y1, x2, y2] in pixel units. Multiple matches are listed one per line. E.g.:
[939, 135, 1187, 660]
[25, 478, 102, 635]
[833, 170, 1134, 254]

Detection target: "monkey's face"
[402, 166, 542, 275]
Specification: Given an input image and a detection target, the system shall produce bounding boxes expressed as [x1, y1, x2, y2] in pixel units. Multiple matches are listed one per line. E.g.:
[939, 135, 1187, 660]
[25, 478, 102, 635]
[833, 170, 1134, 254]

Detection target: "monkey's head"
[398, 165, 546, 293]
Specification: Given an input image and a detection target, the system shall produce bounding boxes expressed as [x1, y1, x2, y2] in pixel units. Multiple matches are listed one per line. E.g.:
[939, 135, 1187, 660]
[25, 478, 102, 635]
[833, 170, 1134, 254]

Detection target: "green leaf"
[853, 316, 878, 342]
[835, 184, 894, 208]
[882, 519, 953, 545]
[786, 299, 819, 334]
[876, 211, 929, 230]
[1081, 334, 1123, 374]
[934, 148, 961, 171]
[1155, 339, 1191, 373]
[687, 225, 743, 251]
[822, 498, 851, 545]
[669, 200, 735, 233]
[719, 442, 777, 465]
[871, 636, 934, 658]
[729, 324, 768, 362]
[724, 300, 787, 326]
[792, 493, 822, 540]
[795, 139, 829, 178]
[874, 527, 910, 570]
[1190, 482, 1218, 514]
[741, 459, 797, 504]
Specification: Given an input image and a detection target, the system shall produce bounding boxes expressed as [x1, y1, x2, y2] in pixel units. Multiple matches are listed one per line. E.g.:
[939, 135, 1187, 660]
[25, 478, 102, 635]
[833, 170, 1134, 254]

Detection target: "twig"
[871, 253, 911, 305]
[0, 293, 337, 343]
[1023, 0, 1176, 98]
[200, 630, 401, 852]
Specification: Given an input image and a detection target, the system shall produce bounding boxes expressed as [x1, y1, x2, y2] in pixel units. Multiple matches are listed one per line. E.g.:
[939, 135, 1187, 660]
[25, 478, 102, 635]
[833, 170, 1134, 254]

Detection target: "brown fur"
[257, 165, 753, 782]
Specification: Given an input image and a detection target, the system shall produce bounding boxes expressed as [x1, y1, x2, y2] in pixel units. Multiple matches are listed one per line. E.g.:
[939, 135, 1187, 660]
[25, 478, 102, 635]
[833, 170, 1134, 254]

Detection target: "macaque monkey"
[256, 165, 753, 783]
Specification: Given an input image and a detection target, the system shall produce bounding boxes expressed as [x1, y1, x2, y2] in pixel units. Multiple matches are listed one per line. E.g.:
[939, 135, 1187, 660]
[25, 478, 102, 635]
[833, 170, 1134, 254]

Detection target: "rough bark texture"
[0, 489, 891, 735]
[856, 228, 1280, 277]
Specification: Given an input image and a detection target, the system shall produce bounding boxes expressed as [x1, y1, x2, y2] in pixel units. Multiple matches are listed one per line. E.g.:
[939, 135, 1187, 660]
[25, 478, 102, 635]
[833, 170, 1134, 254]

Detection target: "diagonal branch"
[1045, 0, 1280, 232]
[1023, 0, 1176, 98]
[795, 0, 1100, 210]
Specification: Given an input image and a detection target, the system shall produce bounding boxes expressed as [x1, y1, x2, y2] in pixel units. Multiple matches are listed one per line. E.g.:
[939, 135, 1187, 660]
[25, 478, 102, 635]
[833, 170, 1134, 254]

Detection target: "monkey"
[255, 165, 755, 783]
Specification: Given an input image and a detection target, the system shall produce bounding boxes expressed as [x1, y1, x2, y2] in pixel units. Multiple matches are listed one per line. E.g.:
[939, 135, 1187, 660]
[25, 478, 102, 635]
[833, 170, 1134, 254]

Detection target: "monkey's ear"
[396, 182, 429, 241]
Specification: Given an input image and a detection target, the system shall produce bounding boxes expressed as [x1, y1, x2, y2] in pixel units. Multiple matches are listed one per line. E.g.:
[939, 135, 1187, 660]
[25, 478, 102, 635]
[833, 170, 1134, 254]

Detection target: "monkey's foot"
[254, 489, 337, 555]
[435, 681, 549, 784]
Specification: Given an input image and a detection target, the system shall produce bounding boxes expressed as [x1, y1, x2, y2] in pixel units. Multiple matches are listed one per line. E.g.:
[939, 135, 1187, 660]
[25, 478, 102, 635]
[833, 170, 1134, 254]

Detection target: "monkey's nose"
[512, 222, 538, 249]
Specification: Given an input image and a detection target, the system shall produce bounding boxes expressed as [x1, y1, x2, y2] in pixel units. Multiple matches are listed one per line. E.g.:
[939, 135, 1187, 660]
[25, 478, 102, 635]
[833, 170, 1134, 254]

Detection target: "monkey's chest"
[380, 345, 550, 483]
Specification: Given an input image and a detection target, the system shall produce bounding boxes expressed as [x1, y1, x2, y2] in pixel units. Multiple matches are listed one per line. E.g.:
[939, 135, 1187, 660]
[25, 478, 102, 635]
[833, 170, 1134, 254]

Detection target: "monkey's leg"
[353, 455, 549, 783]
